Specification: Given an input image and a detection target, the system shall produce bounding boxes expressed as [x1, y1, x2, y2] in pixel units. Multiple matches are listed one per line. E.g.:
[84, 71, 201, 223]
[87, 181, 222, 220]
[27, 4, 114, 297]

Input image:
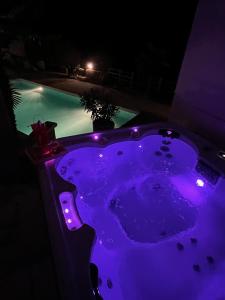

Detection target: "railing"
[107, 68, 134, 87]
[73, 66, 134, 87]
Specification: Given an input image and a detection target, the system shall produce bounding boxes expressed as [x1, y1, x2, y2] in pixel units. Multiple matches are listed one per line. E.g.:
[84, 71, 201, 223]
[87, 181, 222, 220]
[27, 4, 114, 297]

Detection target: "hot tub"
[39, 123, 225, 300]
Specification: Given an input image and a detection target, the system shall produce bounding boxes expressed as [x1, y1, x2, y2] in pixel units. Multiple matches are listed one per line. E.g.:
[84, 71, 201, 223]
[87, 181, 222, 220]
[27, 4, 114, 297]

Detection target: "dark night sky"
[0, 0, 199, 70]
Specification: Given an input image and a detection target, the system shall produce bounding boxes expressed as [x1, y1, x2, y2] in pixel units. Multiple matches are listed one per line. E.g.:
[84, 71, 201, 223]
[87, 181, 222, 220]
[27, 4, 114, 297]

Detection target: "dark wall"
[171, 0, 225, 146]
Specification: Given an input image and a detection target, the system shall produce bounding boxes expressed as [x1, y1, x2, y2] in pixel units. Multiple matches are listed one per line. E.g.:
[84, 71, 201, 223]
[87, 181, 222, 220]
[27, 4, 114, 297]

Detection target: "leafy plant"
[80, 88, 119, 121]
[0, 64, 22, 182]
[0, 65, 22, 133]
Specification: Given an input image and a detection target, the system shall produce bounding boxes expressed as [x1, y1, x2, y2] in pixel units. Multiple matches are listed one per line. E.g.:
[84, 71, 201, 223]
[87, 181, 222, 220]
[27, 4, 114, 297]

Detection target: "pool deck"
[23, 72, 170, 120]
[0, 154, 60, 299]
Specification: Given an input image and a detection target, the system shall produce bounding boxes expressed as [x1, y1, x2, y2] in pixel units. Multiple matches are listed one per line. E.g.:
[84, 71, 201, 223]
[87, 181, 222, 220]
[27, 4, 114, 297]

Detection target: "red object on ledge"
[26, 120, 65, 164]
[30, 120, 53, 146]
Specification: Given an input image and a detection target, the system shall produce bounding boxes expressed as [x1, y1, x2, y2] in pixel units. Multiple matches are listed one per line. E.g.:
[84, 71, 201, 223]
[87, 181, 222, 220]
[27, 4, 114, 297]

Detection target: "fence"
[107, 68, 134, 87]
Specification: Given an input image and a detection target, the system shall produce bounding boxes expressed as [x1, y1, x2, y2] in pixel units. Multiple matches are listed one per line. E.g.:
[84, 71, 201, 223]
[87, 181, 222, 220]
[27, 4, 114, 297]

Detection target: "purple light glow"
[93, 134, 100, 141]
[67, 218, 72, 223]
[133, 128, 138, 132]
[64, 208, 69, 213]
[55, 131, 221, 298]
[171, 175, 205, 205]
[196, 178, 205, 187]
[167, 130, 172, 135]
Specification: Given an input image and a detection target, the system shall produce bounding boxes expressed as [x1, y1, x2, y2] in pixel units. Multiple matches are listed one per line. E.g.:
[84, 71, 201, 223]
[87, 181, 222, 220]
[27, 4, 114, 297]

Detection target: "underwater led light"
[196, 179, 204, 187]
[35, 86, 43, 92]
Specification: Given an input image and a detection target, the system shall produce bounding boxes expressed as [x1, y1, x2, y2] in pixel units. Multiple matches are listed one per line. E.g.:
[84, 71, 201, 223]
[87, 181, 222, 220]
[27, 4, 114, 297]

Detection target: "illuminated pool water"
[12, 79, 136, 138]
[40, 125, 225, 300]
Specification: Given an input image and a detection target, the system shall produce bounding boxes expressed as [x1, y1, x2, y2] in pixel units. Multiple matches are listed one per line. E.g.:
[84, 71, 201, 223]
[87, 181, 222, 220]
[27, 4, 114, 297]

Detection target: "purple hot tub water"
[41, 125, 225, 300]
[57, 135, 199, 244]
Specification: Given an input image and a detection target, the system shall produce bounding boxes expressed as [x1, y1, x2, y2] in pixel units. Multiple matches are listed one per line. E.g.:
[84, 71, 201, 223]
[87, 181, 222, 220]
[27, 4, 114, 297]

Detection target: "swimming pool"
[39, 124, 225, 300]
[12, 79, 136, 138]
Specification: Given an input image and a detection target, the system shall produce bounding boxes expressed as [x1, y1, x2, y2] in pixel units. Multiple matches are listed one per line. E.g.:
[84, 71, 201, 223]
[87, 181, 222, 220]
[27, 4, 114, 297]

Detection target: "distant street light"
[86, 62, 94, 70]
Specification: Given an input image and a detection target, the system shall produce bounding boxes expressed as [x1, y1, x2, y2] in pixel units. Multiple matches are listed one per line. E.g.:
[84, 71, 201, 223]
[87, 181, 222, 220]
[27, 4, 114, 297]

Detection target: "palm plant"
[0, 64, 22, 181]
[0, 65, 22, 135]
